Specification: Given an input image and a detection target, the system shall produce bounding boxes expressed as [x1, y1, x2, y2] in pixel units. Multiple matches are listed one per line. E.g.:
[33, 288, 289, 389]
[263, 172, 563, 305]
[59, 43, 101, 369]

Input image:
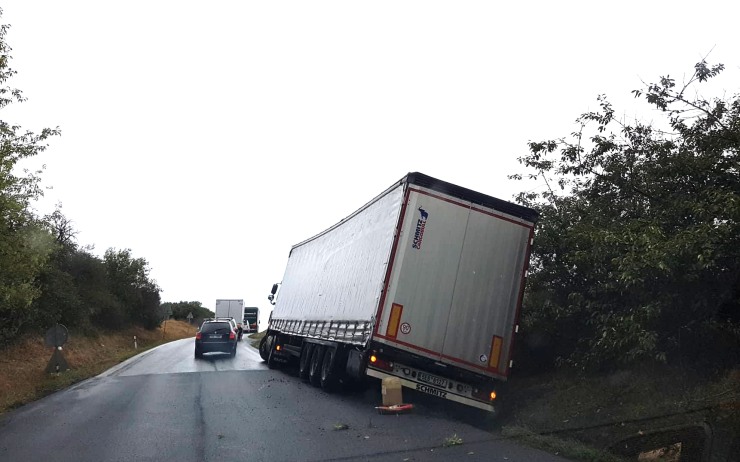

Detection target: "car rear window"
[200, 322, 231, 334]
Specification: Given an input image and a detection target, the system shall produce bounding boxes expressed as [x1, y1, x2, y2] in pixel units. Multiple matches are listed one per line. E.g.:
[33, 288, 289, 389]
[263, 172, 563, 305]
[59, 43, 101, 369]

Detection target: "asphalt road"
[0, 338, 569, 462]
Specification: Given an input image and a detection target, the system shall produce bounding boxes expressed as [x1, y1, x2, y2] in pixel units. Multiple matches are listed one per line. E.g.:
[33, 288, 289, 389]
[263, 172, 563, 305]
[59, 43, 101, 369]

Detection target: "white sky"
[3, 1, 738, 326]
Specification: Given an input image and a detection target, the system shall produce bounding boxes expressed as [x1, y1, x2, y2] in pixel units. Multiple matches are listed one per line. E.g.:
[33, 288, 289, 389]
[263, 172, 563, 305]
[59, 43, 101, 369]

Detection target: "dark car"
[194, 320, 237, 358]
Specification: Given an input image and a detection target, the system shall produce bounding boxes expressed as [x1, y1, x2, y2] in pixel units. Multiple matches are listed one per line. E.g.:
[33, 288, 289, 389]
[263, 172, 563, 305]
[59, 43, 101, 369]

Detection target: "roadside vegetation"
[248, 330, 266, 349]
[507, 59, 740, 458]
[0, 319, 196, 415]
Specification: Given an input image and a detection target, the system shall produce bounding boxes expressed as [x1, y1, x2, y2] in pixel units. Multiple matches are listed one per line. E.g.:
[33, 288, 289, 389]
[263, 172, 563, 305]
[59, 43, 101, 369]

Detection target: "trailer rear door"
[375, 186, 533, 379]
[440, 205, 532, 377]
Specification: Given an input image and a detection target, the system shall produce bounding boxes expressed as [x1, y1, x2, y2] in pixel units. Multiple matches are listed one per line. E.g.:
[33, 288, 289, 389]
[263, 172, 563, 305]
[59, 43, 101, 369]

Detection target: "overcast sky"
[3, 1, 738, 326]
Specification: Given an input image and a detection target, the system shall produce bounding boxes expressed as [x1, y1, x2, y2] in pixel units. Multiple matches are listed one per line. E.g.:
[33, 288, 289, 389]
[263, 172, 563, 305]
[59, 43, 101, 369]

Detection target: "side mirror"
[270, 283, 279, 295]
[267, 294, 274, 302]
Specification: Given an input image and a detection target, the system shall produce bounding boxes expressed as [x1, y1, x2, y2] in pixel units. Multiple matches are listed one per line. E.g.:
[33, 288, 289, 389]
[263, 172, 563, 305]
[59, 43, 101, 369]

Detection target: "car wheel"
[320, 347, 339, 391]
[231, 343, 237, 357]
[309, 345, 324, 387]
[299, 343, 314, 381]
[194, 347, 203, 359]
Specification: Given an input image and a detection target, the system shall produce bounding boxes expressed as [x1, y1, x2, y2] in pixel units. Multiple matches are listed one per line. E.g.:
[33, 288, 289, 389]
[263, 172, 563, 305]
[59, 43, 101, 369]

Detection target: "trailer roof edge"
[405, 172, 539, 223]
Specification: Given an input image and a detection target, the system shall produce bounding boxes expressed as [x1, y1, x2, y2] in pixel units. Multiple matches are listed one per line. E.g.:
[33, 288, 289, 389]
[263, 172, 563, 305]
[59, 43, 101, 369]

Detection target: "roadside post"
[44, 324, 70, 374]
[162, 306, 173, 339]
[186, 312, 193, 324]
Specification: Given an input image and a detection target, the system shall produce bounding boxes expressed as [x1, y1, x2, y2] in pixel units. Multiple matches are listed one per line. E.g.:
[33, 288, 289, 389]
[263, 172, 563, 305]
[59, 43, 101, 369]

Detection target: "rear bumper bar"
[366, 367, 494, 412]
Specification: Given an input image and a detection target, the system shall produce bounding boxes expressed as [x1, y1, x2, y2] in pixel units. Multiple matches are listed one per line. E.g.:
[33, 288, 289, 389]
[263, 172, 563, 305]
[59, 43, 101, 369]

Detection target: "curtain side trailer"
[260, 172, 537, 411]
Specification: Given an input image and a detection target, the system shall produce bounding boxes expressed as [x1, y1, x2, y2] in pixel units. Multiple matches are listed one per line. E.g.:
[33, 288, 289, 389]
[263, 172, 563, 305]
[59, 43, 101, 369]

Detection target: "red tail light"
[196, 332, 202, 340]
[229, 331, 236, 340]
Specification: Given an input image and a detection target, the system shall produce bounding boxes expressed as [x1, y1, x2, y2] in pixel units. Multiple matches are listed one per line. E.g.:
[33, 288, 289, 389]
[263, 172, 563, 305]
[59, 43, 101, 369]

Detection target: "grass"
[248, 330, 266, 348]
[502, 426, 627, 462]
[497, 366, 740, 461]
[0, 320, 196, 415]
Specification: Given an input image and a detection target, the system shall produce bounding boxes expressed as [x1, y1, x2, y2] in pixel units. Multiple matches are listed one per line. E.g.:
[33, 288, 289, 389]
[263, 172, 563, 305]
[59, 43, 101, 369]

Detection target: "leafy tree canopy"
[161, 301, 214, 322]
[0, 13, 59, 342]
[512, 61, 740, 371]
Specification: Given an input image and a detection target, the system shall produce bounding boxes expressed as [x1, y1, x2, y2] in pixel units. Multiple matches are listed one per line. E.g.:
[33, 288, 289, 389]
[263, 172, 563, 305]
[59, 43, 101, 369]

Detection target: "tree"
[103, 248, 162, 329]
[33, 214, 93, 329]
[161, 301, 214, 321]
[512, 61, 740, 371]
[0, 11, 59, 343]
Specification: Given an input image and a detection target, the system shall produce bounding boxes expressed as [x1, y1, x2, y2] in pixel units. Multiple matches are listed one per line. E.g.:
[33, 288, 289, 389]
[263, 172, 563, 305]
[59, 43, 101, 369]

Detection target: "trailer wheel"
[299, 343, 314, 381]
[309, 345, 324, 387]
[320, 347, 339, 391]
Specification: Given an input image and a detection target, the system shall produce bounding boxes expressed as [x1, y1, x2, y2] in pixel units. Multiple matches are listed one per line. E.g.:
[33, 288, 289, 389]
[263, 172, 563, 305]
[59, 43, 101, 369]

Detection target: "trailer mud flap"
[346, 349, 365, 379]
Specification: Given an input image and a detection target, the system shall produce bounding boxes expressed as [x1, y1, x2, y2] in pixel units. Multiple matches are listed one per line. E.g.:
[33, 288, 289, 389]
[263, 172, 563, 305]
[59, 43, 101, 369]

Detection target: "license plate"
[417, 371, 448, 388]
[210, 335, 221, 339]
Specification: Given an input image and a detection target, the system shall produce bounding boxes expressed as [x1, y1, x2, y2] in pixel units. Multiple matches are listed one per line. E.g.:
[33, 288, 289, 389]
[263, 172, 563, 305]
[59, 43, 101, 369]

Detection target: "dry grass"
[0, 320, 196, 415]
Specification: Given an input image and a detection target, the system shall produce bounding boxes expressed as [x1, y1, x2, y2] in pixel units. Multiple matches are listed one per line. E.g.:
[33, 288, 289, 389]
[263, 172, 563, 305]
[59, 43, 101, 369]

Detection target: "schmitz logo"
[412, 207, 428, 250]
[416, 383, 447, 398]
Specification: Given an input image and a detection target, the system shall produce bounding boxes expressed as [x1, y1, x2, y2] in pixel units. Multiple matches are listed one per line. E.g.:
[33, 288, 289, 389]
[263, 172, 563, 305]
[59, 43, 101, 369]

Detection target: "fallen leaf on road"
[333, 424, 349, 431]
[443, 434, 463, 447]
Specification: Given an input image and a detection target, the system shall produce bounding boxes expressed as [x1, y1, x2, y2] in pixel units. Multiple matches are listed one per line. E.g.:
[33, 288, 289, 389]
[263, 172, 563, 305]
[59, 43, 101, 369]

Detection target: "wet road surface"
[0, 337, 569, 461]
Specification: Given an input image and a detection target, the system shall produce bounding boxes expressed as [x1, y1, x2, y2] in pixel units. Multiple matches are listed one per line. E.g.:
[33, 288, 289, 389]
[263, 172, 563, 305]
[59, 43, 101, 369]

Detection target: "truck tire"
[309, 345, 324, 387]
[320, 347, 339, 391]
[258, 335, 270, 361]
[299, 343, 314, 381]
[266, 335, 279, 369]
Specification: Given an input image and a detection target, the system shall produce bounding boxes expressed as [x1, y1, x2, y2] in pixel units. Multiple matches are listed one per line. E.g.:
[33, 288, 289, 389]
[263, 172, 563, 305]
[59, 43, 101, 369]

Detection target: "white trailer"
[260, 172, 537, 411]
[215, 299, 245, 340]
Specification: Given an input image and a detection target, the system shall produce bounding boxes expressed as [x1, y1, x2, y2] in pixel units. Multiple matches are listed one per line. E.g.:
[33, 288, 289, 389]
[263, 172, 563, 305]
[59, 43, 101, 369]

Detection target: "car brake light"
[229, 332, 235, 340]
[196, 332, 202, 340]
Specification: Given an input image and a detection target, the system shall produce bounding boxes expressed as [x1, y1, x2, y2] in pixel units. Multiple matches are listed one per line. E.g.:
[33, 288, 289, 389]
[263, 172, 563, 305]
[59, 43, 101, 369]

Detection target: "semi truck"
[259, 172, 537, 411]
[243, 307, 259, 333]
[215, 299, 245, 341]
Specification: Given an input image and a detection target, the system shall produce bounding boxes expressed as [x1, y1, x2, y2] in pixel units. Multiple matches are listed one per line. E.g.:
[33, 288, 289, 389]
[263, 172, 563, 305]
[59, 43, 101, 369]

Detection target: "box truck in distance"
[243, 307, 259, 333]
[215, 299, 245, 341]
[259, 172, 537, 411]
